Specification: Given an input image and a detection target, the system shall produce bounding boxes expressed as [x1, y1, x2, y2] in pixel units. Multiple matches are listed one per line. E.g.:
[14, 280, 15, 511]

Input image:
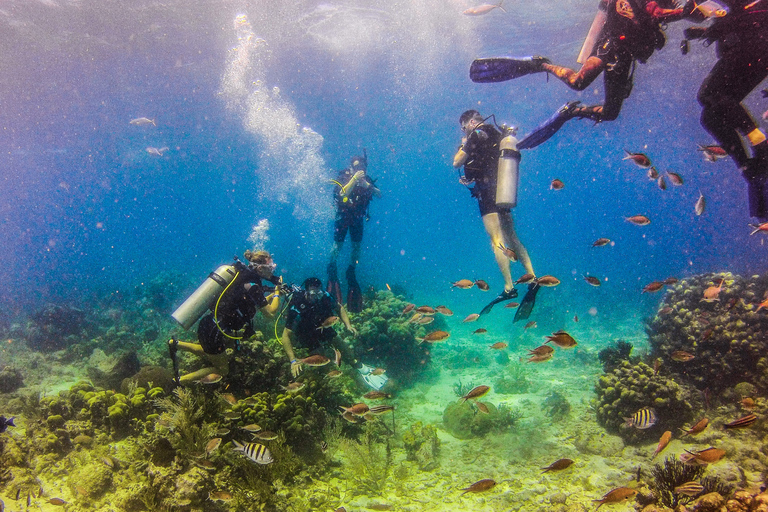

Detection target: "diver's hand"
[352, 170, 365, 180]
[290, 361, 303, 377]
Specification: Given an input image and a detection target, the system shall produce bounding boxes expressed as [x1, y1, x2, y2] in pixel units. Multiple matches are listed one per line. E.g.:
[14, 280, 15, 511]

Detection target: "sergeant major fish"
[232, 440, 274, 464]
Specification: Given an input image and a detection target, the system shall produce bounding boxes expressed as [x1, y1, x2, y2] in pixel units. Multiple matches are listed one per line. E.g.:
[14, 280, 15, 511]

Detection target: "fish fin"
[469, 56, 548, 83]
[513, 283, 540, 322]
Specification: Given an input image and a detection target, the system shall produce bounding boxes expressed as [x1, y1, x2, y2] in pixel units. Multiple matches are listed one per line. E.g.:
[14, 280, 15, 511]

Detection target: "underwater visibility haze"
[1, 0, 768, 511]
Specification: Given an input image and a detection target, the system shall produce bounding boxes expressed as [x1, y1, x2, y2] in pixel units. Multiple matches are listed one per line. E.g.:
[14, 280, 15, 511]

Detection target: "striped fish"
[368, 405, 395, 415]
[232, 440, 274, 465]
[624, 407, 657, 429]
[674, 481, 704, 497]
[724, 413, 757, 429]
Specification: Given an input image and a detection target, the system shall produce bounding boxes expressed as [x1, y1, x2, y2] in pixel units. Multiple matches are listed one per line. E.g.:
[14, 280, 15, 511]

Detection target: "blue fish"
[0, 416, 15, 433]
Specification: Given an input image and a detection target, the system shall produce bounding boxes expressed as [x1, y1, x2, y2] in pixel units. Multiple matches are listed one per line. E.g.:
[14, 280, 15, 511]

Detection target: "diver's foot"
[498, 288, 519, 301]
[557, 101, 583, 120]
[530, 55, 552, 73]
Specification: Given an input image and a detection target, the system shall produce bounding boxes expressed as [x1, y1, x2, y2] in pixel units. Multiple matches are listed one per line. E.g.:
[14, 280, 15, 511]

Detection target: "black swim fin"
[744, 159, 768, 220]
[327, 262, 343, 304]
[346, 265, 363, 313]
[480, 288, 518, 316]
[469, 56, 550, 83]
[518, 102, 581, 150]
[514, 283, 540, 323]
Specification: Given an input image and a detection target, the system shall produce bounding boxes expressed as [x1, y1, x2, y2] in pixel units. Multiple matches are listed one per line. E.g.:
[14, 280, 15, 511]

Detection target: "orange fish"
[535, 275, 560, 287]
[698, 144, 727, 162]
[681, 418, 709, 437]
[463, 313, 480, 323]
[339, 403, 370, 416]
[370, 368, 386, 376]
[436, 305, 454, 316]
[317, 316, 339, 330]
[592, 238, 611, 247]
[504, 302, 520, 308]
[663, 277, 678, 285]
[417, 316, 435, 325]
[653, 358, 662, 375]
[415, 305, 436, 315]
[473, 328, 488, 334]
[623, 151, 652, 168]
[527, 353, 553, 363]
[666, 171, 684, 186]
[626, 215, 651, 226]
[452, 279, 474, 289]
[461, 385, 490, 402]
[300, 355, 331, 366]
[701, 279, 724, 302]
[515, 273, 536, 284]
[541, 458, 574, 472]
[528, 345, 554, 356]
[460, 478, 496, 495]
[489, 342, 508, 350]
[652, 431, 672, 458]
[334, 347, 342, 366]
[419, 330, 450, 343]
[642, 281, 665, 293]
[475, 402, 490, 414]
[401, 303, 415, 315]
[682, 447, 725, 464]
[723, 413, 757, 429]
[755, 298, 768, 312]
[593, 487, 638, 509]
[497, 243, 517, 261]
[544, 330, 577, 348]
[474, 279, 490, 291]
[749, 222, 768, 235]
[671, 351, 695, 362]
[550, 178, 565, 190]
[741, 397, 756, 409]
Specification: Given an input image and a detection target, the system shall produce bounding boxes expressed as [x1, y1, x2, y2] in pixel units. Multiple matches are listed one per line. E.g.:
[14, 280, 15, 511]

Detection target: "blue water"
[1, 0, 765, 326]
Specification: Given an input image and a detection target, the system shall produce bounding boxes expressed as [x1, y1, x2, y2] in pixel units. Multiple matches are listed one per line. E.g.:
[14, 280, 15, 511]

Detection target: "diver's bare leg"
[499, 211, 535, 276]
[482, 213, 516, 292]
[542, 56, 605, 91]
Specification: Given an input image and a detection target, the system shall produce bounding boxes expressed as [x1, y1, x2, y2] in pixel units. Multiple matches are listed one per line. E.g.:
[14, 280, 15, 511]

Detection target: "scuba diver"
[452, 110, 539, 320]
[469, 0, 688, 149]
[683, 0, 768, 220]
[327, 153, 381, 313]
[281, 277, 388, 390]
[169, 250, 283, 384]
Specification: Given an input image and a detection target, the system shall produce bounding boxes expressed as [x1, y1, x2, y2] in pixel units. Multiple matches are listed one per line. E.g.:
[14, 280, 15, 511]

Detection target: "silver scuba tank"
[496, 125, 521, 208]
[172, 264, 237, 330]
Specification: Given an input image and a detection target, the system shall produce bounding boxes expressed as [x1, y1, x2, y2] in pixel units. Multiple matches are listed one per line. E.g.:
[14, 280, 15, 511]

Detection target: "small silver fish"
[695, 191, 706, 216]
[232, 440, 274, 464]
[252, 430, 278, 441]
[463, 0, 506, 15]
[146, 146, 169, 156]
[129, 117, 156, 126]
[240, 423, 262, 433]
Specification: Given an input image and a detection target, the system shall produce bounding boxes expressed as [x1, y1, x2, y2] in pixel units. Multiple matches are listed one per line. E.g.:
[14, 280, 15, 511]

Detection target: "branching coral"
[650, 456, 706, 508]
[598, 340, 634, 372]
[340, 427, 392, 495]
[154, 387, 220, 457]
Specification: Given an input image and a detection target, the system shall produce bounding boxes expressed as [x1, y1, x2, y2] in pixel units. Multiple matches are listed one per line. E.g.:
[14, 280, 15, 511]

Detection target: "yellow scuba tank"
[577, 1, 608, 64]
[172, 264, 237, 330]
[496, 125, 521, 209]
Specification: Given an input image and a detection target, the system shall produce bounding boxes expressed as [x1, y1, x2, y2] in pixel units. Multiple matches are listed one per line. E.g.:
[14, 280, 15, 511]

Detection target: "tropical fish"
[401, 303, 415, 315]
[683, 447, 726, 464]
[592, 238, 611, 247]
[583, 275, 601, 287]
[417, 315, 435, 325]
[541, 458, 574, 473]
[741, 397, 756, 409]
[452, 279, 475, 289]
[657, 175, 667, 190]
[460, 478, 497, 495]
[300, 355, 331, 366]
[463, 313, 480, 323]
[674, 481, 705, 497]
[371, 368, 386, 375]
[418, 330, 450, 343]
[749, 222, 768, 235]
[695, 192, 706, 216]
[240, 423, 262, 433]
[0, 416, 15, 433]
[528, 345, 554, 356]
[642, 281, 665, 293]
[671, 351, 695, 362]
[653, 358, 662, 375]
[663, 277, 678, 285]
[326, 370, 343, 378]
[282, 381, 306, 393]
[623, 151, 652, 168]
[341, 411, 360, 423]
[756, 298, 768, 312]
[416, 305, 436, 315]
[363, 391, 391, 400]
[198, 373, 223, 384]
[461, 385, 490, 402]
[515, 273, 536, 284]
[334, 347, 342, 366]
[340, 403, 370, 416]
[321, 441, 329, 452]
[724, 413, 757, 429]
[524, 321, 537, 330]
[317, 316, 339, 330]
[489, 342, 508, 350]
[574, 314, 579, 322]
[368, 405, 395, 415]
[648, 166, 660, 180]
[436, 305, 454, 316]
[475, 402, 490, 414]
[698, 144, 727, 162]
[652, 431, 672, 458]
[550, 178, 565, 190]
[129, 117, 156, 126]
[463, 0, 506, 16]
[472, 328, 488, 334]
[666, 171, 684, 186]
[220, 393, 237, 405]
[701, 279, 724, 302]
[474, 279, 491, 291]
[626, 215, 651, 226]
[681, 417, 709, 436]
[624, 407, 657, 429]
[593, 487, 637, 509]
[223, 411, 241, 420]
[215, 428, 231, 436]
[232, 440, 274, 464]
[545, 330, 577, 348]
[535, 275, 560, 287]
[205, 438, 222, 455]
[658, 306, 673, 315]
[209, 491, 234, 502]
[47, 498, 67, 506]
[252, 431, 278, 441]
[526, 353, 553, 363]
[498, 243, 517, 261]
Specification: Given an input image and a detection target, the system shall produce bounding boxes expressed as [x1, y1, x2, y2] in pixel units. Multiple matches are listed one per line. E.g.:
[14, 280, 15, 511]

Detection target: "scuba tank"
[172, 264, 237, 330]
[496, 125, 521, 208]
[577, 1, 608, 64]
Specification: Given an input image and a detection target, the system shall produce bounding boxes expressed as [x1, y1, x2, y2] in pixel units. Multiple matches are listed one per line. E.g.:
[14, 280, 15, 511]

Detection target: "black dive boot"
[327, 262, 343, 304]
[745, 143, 768, 220]
[470, 56, 551, 83]
[346, 265, 363, 313]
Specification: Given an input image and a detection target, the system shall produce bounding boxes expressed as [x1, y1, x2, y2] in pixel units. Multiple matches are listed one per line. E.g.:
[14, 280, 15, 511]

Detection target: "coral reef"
[598, 340, 634, 372]
[542, 390, 571, 423]
[339, 427, 392, 495]
[442, 400, 521, 439]
[0, 366, 24, 393]
[24, 304, 89, 351]
[594, 361, 695, 444]
[650, 456, 706, 508]
[646, 272, 768, 394]
[401, 421, 440, 471]
[494, 362, 532, 394]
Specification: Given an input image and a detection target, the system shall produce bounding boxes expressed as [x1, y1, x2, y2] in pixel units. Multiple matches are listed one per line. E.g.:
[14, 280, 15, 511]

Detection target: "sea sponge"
[68, 461, 113, 497]
[441, 400, 519, 439]
[402, 422, 440, 471]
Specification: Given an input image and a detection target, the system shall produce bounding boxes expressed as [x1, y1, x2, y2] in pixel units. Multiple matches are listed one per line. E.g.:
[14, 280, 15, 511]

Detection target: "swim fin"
[346, 265, 363, 313]
[514, 283, 540, 323]
[469, 56, 550, 83]
[327, 262, 343, 304]
[744, 158, 768, 220]
[480, 288, 518, 316]
[518, 102, 581, 150]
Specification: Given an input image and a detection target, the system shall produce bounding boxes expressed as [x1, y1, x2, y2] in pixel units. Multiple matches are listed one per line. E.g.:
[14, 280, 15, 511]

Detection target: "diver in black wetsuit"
[685, 0, 768, 219]
[452, 110, 539, 318]
[327, 154, 381, 313]
[470, 0, 687, 149]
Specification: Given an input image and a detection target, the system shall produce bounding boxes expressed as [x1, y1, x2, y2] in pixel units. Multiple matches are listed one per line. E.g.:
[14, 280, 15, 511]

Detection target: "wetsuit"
[462, 124, 509, 216]
[197, 265, 273, 355]
[284, 290, 356, 362]
[333, 168, 375, 244]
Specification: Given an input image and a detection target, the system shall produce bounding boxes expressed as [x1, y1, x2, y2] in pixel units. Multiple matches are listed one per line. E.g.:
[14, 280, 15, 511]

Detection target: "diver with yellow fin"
[470, 0, 692, 148]
[452, 110, 537, 318]
[327, 153, 381, 313]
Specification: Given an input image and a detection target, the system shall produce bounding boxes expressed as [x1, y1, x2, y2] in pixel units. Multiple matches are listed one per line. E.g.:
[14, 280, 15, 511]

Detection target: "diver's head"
[459, 110, 483, 134]
[350, 155, 367, 172]
[303, 277, 324, 303]
[245, 250, 276, 278]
